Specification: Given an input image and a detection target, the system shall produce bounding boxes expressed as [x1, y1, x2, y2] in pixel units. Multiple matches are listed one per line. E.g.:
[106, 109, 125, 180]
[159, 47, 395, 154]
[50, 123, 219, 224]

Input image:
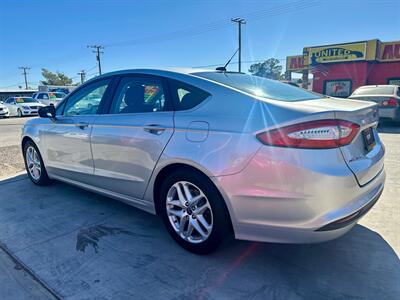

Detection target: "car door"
[89, 75, 174, 200]
[43, 78, 113, 183]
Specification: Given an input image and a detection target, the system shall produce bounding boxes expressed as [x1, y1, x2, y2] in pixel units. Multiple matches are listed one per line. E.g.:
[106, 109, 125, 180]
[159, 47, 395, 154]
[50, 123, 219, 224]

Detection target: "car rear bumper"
[213, 146, 385, 244]
[379, 107, 400, 121]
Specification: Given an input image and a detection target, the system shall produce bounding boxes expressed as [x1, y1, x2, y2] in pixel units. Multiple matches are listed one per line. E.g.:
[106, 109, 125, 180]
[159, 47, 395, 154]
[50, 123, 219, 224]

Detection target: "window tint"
[63, 79, 110, 116]
[5, 98, 14, 104]
[194, 72, 320, 102]
[15, 97, 36, 103]
[352, 86, 395, 96]
[169, 80, 210, 111]
[110, 77, 166, 114]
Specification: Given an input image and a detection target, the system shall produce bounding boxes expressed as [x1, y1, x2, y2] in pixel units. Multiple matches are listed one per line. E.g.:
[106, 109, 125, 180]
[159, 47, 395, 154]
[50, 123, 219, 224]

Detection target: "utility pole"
[77, 70, 86, 84]
[231, 18, 246, 72]
[87, 45, 104, 75]
[18, 66, 30, 89]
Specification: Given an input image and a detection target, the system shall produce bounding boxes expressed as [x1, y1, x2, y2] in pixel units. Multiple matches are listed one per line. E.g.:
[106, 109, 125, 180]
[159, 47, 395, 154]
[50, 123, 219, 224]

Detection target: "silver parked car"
[33, 92, 66, 106]
[349, 85, 400, 123]
[21, 69, 385, 254]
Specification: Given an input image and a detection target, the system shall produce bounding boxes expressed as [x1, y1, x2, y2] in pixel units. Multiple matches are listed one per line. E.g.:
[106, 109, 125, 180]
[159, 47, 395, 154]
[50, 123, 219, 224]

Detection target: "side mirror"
[38, 105, 56, 118]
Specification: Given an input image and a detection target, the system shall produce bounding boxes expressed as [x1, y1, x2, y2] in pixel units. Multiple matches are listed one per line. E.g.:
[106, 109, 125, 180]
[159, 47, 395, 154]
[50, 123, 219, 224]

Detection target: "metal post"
[231, 18, 246, 72]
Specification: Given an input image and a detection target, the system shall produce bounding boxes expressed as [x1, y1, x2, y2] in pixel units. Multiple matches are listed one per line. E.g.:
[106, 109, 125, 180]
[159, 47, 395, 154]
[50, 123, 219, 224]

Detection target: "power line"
[18, 66, 30, 89]
[231, 18, 246, 72]
[104, 0, 318, 48]
[194, 58, 286, 69]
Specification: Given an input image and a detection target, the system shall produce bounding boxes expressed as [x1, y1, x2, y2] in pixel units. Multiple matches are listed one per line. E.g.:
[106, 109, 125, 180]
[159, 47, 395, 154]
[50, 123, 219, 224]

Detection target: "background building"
[286, 39, 400, 97]
[0, 89, 37, 102]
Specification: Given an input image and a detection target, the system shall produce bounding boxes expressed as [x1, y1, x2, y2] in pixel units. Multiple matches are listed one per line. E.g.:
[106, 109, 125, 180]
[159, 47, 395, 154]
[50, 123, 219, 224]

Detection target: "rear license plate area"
[362, 127, 375, 151]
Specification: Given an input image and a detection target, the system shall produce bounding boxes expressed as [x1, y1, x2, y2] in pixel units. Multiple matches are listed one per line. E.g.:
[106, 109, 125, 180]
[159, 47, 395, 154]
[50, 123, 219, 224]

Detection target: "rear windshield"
[352, 86, 395, 96]
[194, 72, 320, 101]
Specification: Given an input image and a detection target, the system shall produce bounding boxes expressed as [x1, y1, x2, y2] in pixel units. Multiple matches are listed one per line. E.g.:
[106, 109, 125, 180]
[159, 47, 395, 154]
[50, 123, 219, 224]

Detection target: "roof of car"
[357, 85, 398, 88]
[96, 68, 216, 77]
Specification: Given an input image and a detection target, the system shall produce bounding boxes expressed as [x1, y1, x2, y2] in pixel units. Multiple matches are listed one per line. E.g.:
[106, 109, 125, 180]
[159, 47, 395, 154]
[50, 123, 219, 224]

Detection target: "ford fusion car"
[21, 69, 385, 254]
[3, 97, 45, 117]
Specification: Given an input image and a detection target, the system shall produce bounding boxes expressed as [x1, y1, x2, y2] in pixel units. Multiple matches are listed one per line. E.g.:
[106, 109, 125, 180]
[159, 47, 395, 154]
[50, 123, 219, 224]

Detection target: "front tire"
[23, 141, 52, 185]
[17, 109, 23, 117]
[159, 170, 231, 254]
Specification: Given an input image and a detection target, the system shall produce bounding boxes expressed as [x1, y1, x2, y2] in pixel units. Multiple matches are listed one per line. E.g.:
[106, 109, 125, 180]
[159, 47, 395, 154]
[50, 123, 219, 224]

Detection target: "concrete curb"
[0, 171, 28, 185]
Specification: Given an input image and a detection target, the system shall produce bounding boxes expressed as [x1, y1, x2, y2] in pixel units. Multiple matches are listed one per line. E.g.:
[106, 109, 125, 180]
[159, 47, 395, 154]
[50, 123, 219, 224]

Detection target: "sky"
[0, 0, 399, 89]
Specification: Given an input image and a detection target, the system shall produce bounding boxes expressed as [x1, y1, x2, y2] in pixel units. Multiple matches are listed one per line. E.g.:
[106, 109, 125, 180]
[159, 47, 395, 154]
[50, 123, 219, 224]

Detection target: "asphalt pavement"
[0, 118, 399, 299]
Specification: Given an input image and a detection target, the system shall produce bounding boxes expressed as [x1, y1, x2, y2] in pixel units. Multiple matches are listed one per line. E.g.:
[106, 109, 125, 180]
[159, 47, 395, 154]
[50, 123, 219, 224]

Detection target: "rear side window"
[169, 80, 210, 111]
[194, 72, 320, 102]
[110, 76, 168, 114]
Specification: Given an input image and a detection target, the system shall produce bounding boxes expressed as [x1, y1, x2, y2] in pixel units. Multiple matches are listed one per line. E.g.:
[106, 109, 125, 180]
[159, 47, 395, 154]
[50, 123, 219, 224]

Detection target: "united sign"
[306, 42, 367, 65]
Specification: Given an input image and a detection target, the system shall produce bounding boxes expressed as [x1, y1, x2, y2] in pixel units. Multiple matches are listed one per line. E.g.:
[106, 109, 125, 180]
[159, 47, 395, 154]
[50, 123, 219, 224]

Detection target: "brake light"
[256, 119, 360, 149]
[381, 98, 398, 107]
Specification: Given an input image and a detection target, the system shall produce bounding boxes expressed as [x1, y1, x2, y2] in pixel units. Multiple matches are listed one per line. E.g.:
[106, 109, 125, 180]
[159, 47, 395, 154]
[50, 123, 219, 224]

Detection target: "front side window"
[169, 80, 210, 111]
[63, 79, 110, 116]
[194, 72, 320, 102]
[110, 77, 166, 114]
[5, 98, 14, 104]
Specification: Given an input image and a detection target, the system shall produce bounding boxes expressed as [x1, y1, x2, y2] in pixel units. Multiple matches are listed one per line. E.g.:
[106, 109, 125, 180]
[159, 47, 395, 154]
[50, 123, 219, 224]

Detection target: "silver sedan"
[21, 69, 385, 254]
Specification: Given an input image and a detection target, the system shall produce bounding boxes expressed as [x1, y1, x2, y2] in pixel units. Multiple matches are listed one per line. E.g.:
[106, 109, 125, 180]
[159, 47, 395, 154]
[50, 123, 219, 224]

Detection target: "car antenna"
[216, 48, 239, 72]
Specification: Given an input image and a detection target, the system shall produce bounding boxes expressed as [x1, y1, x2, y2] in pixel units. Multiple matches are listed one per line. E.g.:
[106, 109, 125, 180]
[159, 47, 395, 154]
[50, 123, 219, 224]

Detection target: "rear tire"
[159, 169, 231, 254]
[23, 141, 52, 185]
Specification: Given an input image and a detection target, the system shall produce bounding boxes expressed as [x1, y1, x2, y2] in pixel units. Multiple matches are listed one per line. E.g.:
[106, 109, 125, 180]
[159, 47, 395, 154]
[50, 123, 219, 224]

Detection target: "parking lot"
[0, 117, 399, 299]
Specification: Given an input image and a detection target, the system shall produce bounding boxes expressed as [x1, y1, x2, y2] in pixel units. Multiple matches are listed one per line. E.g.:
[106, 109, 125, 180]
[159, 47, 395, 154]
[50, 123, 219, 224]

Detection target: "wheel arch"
[21, 135, 34, 151]
[151, 162, 234, 232]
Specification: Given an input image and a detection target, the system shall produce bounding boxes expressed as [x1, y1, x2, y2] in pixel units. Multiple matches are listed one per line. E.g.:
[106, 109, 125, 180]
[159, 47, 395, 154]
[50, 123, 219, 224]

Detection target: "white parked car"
[33, 92, 66, 106]
[0, 101, 9, 118]
[3, 97, 45, 117]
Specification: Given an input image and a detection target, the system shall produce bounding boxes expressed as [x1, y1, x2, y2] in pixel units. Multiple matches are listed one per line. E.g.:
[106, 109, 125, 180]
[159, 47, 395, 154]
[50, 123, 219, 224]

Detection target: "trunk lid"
[279, 97, 384, 186]
[349, 95, 393, 106]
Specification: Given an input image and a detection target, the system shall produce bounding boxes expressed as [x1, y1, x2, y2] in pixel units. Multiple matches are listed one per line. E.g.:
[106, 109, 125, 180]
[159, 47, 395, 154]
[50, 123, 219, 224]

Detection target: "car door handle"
[76, 122, 89, 129]
[143, 124, 166, 135]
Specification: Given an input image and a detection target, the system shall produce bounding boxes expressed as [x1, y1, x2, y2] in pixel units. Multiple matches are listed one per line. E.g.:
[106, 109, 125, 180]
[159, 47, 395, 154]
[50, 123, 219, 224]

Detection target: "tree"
[40, 68, 74, 85]
[248, 58, 283, 80]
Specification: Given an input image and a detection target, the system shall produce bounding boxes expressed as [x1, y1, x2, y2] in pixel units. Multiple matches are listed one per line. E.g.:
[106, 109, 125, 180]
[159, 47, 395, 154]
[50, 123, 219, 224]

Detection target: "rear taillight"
[256, 119, 360, 149]
[381, 98, 398, 107]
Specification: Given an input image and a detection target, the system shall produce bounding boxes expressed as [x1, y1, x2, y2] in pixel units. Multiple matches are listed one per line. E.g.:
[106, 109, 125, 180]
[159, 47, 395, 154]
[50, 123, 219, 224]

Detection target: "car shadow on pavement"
[0, 176, 398, 299]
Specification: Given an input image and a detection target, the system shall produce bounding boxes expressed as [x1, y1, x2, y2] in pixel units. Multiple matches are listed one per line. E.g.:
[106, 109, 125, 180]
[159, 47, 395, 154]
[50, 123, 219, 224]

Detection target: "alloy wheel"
[26, 146, 41, 180]
[166, 181, 213, 244]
